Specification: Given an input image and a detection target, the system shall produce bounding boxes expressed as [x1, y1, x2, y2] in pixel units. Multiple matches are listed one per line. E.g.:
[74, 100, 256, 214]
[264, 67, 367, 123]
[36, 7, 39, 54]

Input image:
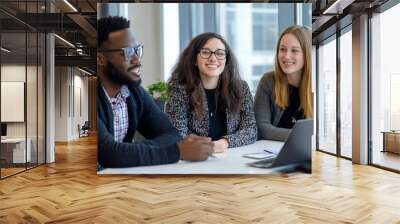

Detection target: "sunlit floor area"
[0, 135, 400, 223]
[372, 150, 400, 171]
[341, 147, 353, 159]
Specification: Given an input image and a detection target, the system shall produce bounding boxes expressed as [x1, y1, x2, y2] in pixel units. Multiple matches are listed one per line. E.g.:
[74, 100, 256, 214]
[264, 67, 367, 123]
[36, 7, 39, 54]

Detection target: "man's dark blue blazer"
[97, 82, 181, 168]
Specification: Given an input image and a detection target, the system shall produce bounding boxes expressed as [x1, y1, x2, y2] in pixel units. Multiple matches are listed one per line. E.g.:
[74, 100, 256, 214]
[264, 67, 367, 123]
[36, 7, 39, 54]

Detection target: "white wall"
[1, 65, 38, 137]
[1, 65, 27, 139]
[55, 66, 68, 141]
[1, 65, 26, 81]
[72, 74, 89, 138]
[128, 4, 162, 88]
[54, 67, 89, 141]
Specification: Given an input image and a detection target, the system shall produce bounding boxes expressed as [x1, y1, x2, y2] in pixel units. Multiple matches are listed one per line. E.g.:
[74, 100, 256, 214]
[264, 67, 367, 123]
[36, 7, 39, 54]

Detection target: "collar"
[102, 84, 130, 103]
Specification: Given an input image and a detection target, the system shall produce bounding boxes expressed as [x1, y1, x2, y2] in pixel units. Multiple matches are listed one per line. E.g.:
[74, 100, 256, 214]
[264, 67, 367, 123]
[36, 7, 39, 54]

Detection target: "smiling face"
[99, 28, 142, 86]
[196, 38, 226, 81]
[278, 33, 304, 77]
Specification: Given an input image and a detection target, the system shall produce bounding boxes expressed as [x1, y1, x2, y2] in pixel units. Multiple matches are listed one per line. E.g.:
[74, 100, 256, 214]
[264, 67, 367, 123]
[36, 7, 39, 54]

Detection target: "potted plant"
[147, 81, 169, 111]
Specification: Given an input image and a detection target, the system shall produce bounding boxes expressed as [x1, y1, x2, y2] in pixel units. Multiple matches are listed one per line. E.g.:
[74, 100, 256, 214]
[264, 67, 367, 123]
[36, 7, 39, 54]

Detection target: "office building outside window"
[252, 10, 278, 52]
[218, 3, 310, 92]
[252, 65, 272, 90]
[219, 4, 277, 92]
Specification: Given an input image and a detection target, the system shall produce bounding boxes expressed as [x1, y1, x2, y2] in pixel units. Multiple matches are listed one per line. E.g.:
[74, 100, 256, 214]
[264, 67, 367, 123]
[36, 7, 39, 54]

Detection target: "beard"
[105, 61, 142, 88]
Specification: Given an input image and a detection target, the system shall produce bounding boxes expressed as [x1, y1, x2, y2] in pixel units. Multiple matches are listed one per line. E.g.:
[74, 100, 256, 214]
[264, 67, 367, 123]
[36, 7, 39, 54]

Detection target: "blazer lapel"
[98, 84, 115, 135]
[123, 95, 136, 142]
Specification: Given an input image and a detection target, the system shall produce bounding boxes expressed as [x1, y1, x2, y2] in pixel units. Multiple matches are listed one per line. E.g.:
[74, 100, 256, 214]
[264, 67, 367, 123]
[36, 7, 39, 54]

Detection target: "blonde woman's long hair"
[273, 25, 313, 118]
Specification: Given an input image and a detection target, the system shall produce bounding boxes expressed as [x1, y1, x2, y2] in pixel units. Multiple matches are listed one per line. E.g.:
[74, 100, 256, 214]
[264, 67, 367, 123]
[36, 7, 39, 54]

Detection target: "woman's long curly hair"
[168, 32, 242, 119]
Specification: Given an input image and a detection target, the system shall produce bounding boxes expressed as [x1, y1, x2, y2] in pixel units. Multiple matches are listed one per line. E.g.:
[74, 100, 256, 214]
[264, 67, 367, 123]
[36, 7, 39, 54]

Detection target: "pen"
[264, 149, 276, 154]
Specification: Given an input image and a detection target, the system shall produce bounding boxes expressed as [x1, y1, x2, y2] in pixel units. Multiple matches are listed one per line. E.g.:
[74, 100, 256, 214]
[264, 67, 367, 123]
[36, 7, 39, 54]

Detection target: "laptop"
[248, 119, 313, 173]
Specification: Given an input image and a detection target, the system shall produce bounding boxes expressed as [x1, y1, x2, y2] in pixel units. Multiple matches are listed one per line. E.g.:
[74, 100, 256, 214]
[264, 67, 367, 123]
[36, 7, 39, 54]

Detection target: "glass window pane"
[225, 12, 236, 49]
[38, 33, 46, 165]
[371, 3, 400, 171]
[27, 32, 38, 169]
[252, 13, 278, 52]
[318, 36, 337, 154]
[340, 28, 352, 158]
[252, 64, 272, 90]
[219, 3, 279, 93]
[1, 31, 28, 177]
[0, 0, 46, 179]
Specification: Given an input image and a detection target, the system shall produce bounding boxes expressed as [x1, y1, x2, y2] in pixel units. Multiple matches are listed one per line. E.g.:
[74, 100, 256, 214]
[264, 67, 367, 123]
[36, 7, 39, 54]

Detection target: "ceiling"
[312, 0, 391, 44]
[0, 0, 396, 74]
[0, 0, 99, 73]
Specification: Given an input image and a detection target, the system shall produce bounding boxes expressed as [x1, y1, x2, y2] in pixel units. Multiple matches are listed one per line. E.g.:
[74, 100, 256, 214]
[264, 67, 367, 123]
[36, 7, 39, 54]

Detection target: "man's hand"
[213, 138, 229, 153]
[178, 135, 214, 161]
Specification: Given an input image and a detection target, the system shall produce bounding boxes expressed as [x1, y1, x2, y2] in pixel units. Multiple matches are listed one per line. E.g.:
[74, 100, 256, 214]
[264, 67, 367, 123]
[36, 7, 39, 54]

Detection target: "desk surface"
[381, 131, 400, 134]
[1, 138, 27, 143]
[98, 140, 285, 175]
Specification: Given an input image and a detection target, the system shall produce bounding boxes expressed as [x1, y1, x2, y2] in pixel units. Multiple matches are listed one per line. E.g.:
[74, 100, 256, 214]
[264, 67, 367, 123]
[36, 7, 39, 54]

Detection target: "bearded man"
[97, 16, 214, 168]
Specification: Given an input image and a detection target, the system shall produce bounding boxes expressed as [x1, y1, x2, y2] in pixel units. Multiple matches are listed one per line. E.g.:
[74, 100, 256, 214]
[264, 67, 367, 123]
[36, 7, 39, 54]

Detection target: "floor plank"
[1, 134, 400, 223]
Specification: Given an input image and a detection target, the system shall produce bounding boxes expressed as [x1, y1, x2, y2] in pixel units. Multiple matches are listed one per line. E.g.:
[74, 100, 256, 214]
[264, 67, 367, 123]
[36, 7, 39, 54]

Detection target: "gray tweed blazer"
[254, 71, 291, 141]
[165, 80, 257, 148]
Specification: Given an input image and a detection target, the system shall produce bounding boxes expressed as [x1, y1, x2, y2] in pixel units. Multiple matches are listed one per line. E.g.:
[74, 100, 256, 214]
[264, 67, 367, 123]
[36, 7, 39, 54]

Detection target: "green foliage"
[147, 81, 169, 101]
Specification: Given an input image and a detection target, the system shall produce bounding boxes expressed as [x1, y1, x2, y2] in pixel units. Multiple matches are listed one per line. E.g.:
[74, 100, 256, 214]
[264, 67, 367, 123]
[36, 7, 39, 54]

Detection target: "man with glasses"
[97, 16, 214, 168]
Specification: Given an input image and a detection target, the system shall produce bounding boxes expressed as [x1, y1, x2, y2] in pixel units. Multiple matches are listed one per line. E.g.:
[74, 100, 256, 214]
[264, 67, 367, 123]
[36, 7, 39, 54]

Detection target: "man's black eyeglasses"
[98, 44, 144, 61]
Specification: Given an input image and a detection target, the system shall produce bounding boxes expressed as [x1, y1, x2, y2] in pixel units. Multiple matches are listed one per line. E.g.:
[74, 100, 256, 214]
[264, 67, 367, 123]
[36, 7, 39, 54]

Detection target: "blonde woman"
[254, 25, 313, 141]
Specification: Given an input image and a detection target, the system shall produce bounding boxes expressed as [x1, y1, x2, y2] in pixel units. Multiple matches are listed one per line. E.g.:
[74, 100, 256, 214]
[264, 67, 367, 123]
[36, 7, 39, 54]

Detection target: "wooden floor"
[1, 167, 26, 178]
[1, 163, 45, 178]
[1, 135, 400, 223]
[372, 150, 400, 171]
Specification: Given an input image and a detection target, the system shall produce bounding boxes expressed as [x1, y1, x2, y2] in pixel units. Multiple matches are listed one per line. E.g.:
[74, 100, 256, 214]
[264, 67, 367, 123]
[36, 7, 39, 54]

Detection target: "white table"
[1, 138, 31, 163]
[98, 140, 289, 175]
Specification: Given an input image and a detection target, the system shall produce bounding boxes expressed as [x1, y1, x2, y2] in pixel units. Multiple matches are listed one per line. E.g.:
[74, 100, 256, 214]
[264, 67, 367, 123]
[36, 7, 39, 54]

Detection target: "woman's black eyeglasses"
[198, 48, 227, 60]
